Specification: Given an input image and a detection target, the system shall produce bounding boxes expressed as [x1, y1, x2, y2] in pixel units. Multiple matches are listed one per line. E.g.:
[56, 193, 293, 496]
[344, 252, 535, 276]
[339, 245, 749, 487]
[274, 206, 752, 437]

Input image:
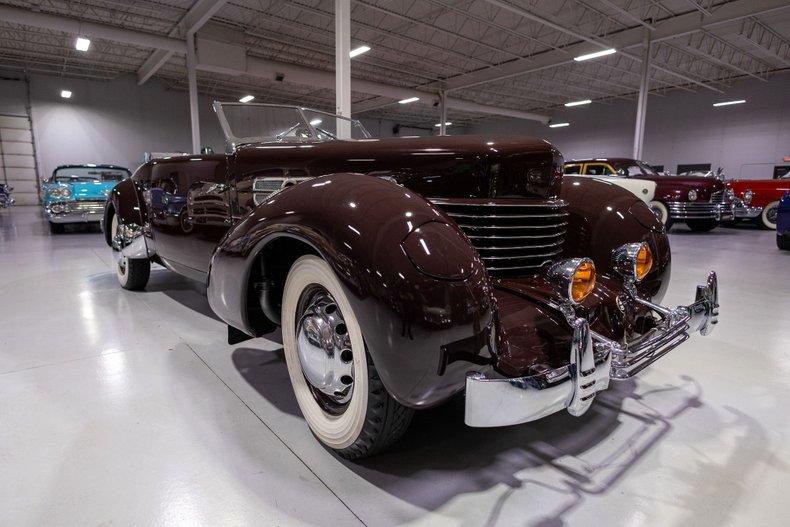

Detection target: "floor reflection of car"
[566, 158, 734, 232]
[42, 164, 131, 233]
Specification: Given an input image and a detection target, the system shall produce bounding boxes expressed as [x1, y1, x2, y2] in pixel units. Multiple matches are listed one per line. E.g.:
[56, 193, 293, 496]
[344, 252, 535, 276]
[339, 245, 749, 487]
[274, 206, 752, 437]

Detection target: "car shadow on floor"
[231, 345, 711, 522]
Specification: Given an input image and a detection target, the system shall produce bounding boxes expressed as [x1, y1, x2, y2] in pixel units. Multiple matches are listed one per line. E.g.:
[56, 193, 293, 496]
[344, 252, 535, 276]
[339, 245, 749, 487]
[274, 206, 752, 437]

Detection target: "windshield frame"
[50, 165, 131, 184]
[213, 101, 371, 150]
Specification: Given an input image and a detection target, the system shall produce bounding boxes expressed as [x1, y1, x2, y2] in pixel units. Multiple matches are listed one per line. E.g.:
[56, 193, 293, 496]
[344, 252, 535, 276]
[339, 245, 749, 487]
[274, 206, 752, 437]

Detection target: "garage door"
[1, 113, 40, 205]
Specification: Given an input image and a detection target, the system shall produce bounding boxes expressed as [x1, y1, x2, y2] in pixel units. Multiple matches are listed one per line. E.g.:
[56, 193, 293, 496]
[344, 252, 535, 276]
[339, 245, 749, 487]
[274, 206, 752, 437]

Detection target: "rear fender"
[207, 173, 496, 408]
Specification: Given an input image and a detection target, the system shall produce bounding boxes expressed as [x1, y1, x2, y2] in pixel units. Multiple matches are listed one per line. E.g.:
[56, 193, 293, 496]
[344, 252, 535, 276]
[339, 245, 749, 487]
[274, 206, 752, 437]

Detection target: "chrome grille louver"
[432, 199, 568, 275]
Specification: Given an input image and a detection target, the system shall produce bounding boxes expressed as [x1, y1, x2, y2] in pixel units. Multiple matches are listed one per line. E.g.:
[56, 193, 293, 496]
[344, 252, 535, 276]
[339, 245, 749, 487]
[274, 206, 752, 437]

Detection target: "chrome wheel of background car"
[296, 286, 355, 412]
[761, 201, 779, 230]
[648, 200, 669, 226]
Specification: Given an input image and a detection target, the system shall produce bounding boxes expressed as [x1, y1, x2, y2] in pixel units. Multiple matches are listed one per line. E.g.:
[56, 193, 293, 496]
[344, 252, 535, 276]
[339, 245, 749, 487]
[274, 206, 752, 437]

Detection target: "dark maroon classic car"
[104, 103, 719, 458]
[565, 158, 734, 231]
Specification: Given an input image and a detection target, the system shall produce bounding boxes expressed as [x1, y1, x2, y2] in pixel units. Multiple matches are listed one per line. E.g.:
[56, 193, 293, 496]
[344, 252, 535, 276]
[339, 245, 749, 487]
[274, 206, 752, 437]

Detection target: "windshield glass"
[215, 102, 371, 146]
[52, 167, 130, 183]
[615, 160, 659, 177]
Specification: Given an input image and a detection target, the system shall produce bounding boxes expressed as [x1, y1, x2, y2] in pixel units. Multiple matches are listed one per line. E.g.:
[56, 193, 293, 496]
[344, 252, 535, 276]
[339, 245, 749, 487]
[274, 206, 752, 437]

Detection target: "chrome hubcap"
[767, 206, 778, 223]
[296, 289, 354, 405]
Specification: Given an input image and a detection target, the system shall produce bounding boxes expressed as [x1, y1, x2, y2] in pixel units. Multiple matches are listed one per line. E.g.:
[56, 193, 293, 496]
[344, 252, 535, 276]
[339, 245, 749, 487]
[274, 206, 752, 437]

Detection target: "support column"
[335, 0, 351, 139]
[438, 90, 447, 136]
[186, 32, 200, 154]
[632, 28, 652, 160]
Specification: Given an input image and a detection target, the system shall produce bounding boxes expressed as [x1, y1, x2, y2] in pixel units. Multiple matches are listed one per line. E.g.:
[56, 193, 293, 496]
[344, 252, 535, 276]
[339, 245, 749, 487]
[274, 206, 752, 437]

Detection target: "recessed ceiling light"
[60, 90, 72, 99]
[434, 122, 452, 127]
[398, 96, 420, 104]
[549, 122, 570, 128]
[75, 37, 91, 52]
[574, 48, 616, 62]
[349, 45, 371, 58]
[713, 99, 746, 107]
[239, 95, 254, 103]
[309, 118, 322, 126]
[564, 99, 592, 107]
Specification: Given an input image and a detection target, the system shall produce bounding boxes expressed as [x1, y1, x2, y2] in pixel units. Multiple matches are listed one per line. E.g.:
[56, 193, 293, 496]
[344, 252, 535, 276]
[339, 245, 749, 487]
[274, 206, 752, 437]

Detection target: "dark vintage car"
[777, 191, 790, 250]
[565, 158, 734, 232]
[727, 174, 790, 230]
[105, 103, 719, 458]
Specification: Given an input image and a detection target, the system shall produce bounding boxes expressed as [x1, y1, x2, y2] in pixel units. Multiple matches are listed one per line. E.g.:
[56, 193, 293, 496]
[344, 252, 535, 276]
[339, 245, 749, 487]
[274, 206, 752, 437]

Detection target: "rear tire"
[281, 255, 413, 458]
[760, 201, 779, 230]
[117, 255, 150, 290]
[685, 219, 718, 232]
[778, 234, 790, 251]
[49, 222, 65, 234]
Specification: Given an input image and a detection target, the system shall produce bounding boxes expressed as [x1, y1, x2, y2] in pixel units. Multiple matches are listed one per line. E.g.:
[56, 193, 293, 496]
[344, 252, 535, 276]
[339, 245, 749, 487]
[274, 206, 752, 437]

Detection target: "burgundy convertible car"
[105, 103, 719, 458]
[565, 158, 734, 231]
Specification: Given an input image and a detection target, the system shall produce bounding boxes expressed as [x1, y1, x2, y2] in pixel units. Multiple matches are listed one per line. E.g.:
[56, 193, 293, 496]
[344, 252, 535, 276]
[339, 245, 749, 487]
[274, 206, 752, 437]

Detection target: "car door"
[149, 157, 231, 277]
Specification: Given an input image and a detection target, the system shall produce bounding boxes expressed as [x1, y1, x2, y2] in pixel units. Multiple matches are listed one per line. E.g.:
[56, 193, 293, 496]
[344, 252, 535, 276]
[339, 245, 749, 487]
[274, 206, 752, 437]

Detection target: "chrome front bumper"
[46, 209, 103, 223]
[732, 202, 762, 219]
[668, 202, 734, 221]
[465, 271, 718, 427]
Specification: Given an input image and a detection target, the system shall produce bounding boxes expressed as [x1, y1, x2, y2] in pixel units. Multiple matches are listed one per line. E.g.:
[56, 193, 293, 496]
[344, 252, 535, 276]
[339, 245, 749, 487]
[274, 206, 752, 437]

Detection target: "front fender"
[561, 176, 671, 302]
[208, 173, 496, 408]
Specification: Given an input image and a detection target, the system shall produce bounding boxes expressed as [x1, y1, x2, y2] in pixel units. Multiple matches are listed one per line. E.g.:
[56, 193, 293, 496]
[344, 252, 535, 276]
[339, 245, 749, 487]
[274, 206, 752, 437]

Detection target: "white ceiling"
[1, 0, 789, 127]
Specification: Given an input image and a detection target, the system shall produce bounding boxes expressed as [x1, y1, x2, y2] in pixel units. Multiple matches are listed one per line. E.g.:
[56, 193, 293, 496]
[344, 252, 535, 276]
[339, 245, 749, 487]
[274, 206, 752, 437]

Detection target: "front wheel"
[778, 234, 790, 251]
[685, 219, 719, 232]
[760, 201, 779, 230]
[281, 255, 413, 459]
[117, 255, 150, 290]
[648, 201, 671, 229]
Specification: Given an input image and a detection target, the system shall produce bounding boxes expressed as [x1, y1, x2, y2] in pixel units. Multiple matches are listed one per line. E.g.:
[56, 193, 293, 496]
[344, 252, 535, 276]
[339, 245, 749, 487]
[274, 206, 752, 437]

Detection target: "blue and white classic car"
[42, 164, 131, 233]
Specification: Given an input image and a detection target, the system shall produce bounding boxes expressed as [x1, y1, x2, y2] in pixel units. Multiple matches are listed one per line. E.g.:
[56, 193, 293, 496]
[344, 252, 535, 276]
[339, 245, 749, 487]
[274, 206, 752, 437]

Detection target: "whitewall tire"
[110, 213, 120, 250]
[760, 201, 779, 230]
[117, 255, 150, 290]
[649, 201, 670, 227]
[281, 255, 412, 458]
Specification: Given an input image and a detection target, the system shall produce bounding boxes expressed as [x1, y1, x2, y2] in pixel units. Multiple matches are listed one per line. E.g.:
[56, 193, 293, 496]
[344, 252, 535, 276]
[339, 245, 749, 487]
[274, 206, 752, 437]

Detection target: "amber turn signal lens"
[635, 243, 653, 281]
[571, 260, 596, 303]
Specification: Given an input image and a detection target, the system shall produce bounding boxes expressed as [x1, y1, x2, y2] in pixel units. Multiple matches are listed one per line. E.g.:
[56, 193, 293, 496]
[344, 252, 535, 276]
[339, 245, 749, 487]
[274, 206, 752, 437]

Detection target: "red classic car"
[104, 103, 719, 458]
[565, 158, 734, 232]
[727, 174, 790, 229]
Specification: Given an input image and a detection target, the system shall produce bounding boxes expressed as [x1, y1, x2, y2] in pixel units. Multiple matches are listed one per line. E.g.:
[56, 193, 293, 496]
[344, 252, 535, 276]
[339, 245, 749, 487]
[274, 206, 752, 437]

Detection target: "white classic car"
[563, 161, 656, 203]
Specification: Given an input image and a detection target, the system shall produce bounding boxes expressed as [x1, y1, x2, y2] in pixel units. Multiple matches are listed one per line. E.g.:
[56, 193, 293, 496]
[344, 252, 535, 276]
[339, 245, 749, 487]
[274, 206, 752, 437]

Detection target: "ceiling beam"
[0, 5, 548, 123]
[137, 0, 227, 85]
[0, 4, 186, 53]
[441, 0, 790, 93]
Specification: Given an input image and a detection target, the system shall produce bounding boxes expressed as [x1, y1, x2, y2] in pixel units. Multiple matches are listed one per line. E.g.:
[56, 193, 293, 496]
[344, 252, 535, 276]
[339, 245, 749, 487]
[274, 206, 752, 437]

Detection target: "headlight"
[50, 203, 63, 213]
[687, 189, 698, 201]
[612, 242, 653, 282]
[61, 188, 72, 198]
[743, 189, 753, 204]
[49, 188, 61, 197]
[548, 258, 596, 305]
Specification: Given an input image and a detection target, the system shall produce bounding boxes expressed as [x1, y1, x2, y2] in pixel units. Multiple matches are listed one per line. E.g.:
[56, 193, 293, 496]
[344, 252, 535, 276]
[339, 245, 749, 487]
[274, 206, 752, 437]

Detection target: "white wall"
[0, 72, 414, 190]
[464, 72, 790, 180]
